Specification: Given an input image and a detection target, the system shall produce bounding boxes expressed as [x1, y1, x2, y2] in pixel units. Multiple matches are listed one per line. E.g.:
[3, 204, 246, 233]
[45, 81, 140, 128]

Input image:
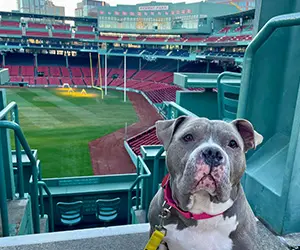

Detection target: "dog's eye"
[228, 140, 238, 149]
[183, 134, 194, 142]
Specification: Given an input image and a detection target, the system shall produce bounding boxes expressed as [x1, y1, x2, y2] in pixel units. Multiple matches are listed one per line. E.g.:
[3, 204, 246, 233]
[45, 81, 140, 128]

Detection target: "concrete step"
[0, 221, 292, 250]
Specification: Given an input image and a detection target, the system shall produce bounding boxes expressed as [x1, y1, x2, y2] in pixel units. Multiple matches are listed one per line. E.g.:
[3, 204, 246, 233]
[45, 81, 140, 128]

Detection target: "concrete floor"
[0, 222, 293, 250]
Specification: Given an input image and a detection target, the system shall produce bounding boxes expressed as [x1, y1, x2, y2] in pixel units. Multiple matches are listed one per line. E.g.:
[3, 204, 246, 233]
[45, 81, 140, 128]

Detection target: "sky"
[0, 0, 202, 17]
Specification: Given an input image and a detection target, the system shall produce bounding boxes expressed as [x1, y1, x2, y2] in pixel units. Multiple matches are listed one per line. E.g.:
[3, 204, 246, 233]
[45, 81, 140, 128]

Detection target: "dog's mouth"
[194, 174, 217, 195]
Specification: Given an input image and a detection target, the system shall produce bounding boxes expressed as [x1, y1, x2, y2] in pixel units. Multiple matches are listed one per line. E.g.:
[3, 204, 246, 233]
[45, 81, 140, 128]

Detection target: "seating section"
[127, 126, 160, 156]
[0, 21, 19, 27]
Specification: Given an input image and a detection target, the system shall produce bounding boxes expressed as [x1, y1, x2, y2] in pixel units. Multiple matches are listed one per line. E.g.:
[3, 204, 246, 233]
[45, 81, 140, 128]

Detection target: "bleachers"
[48, 77, 61, 85]
[52, 32, 71, 38]
[77, 26, 93, 32]
[127, 126, 160, 156]
[36, 77, 48, 85]
[60, 67, 70, 77]
[52, 24, 70, 31]
[0, 29, 22, 36]
[28, 22, 46, 29]
[133, 70, 154, 80]
[20, 66, 34, 76]
[26, 31, 49, 37]
[0, 21, 19, 27]
[144, 85, 182, 103]
[72, 77, 85, 86]
[49, 67, 61, 77]
[70, 67, 83, 77]
[75, 33, 95, 39]
[10, 76, 22, 82]
[37, 66, 49, 76]
[23, 76, 35, 85]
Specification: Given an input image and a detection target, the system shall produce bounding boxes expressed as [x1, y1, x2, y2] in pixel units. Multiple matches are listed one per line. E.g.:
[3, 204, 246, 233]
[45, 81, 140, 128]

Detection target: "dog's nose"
[202, 147, 224, 167]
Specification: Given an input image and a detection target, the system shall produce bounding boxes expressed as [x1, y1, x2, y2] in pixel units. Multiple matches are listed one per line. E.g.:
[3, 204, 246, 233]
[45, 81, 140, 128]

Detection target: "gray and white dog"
[148, 116, 263, 250]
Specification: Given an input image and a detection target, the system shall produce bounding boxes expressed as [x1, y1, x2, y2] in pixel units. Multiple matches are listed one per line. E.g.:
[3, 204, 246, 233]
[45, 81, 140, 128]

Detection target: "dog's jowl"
[148, 116, 263, 250]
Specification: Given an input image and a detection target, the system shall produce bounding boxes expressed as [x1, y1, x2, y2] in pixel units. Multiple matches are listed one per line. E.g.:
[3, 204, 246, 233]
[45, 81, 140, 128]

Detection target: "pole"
[89, 53, 94, 87]
[98, 53, 102, 87]
[124, 54, 127, 102]
[105, 53, 107, 95]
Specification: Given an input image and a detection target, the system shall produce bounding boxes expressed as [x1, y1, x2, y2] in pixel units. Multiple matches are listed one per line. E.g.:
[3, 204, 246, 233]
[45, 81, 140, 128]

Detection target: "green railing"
[0, 102, 40, 236]
[152, 147, 165, 197]
[162, 101, 198, 119]
[38, 181, 54, 232]
[217, 72, 242, 119]
[238, 13, 300, 118]
[127, 156, 151, 224]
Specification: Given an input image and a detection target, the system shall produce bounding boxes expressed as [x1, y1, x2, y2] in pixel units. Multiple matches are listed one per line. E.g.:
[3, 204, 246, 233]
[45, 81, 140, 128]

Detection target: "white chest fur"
[161, 215, 238, 250]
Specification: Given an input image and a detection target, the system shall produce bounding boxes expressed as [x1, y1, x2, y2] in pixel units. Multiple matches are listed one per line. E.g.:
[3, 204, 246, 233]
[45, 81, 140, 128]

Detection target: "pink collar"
[162, 174, 223, 220]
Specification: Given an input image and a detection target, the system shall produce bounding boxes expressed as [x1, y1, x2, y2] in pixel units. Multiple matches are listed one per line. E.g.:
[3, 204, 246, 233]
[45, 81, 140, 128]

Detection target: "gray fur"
[148, 116, 263, 250]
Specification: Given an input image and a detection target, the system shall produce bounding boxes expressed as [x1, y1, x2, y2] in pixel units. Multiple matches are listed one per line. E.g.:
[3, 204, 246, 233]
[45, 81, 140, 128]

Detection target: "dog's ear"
[156, 116, 188, 150]
[231, 119, 263, 152]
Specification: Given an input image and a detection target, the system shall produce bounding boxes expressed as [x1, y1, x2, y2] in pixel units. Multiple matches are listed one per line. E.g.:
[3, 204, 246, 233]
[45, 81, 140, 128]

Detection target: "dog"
[148, 116, 263, 250]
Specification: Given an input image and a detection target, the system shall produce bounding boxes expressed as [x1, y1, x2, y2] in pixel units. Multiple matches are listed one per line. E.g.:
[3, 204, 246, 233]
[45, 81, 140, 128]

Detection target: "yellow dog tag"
[144, 229, 165, 250]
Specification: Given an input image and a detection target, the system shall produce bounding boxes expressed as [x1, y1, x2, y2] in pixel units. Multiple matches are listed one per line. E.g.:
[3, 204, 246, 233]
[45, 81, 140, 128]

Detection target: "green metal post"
[152, 146, 165, 197]
[136, 157, 140, 209]
[38, 181, 54, 232]
[0, 132, 9, 237]
[0, 120, 40, 234]
[13, 107, 24, 198]
[217, 72, 241, 119]
[0, 90, 15, 200]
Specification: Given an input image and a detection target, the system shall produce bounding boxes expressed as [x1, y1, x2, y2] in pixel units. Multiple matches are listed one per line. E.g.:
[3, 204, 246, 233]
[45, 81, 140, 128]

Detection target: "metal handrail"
[217, 72, 242, 119]
[0, 119, 40, 235]
[164, 101, 198, 119]
[127, 156, 151, 224]
[238, 12, 300, 118]
[38, 181, 54, 232]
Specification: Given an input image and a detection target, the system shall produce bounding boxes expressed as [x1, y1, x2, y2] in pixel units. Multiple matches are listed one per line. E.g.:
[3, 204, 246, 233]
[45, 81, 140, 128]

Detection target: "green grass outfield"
[6, 88, 138, 178]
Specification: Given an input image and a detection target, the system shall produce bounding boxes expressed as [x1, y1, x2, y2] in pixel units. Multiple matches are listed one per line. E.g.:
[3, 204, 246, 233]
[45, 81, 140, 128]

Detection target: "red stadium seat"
[36, 77, 48, 85]
[48, 77, 61, 85]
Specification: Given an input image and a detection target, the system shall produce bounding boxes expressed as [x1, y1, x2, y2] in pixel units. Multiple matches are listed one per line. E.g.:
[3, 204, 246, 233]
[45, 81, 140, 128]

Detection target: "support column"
[139, 57, 142, 71]
[206, 61, 210, 73]
[105, 53, 107, 95]
[34, 53, 38, 68]
[65, 53, 69, 68]
[177, 60, 180, 72]
[2, 53, 5, 66]
[124, 54, 127, 102]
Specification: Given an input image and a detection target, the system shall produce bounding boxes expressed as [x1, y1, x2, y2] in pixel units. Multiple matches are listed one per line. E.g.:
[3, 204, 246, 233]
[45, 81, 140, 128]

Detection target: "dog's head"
[156, 116, 263, 214]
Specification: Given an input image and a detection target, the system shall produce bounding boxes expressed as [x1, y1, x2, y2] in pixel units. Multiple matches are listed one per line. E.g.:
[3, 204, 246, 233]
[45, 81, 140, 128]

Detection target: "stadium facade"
[97, 1, 239, 34]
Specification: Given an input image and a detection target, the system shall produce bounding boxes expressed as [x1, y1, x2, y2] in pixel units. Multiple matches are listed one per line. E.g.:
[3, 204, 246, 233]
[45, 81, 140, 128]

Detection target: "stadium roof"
[215, 9, 255, 20]
[0, 11, 97, 23]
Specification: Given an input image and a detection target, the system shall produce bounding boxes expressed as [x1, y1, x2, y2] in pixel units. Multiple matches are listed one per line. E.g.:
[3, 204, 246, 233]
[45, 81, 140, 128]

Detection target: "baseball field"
[6, 88, 138, 178]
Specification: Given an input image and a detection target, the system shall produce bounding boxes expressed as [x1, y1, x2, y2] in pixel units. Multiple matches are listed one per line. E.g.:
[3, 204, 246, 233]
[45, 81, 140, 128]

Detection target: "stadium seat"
[0, 21, 19, 27]
[95, 198, 121, 226]
[10, 76, 22, 82]
[57, 201, 83, 227]
[72, 77, 85, 86]
[77, 26, 93, 32]
[217, 81, 240, 122]
[49, 67, 62, 77]
[20, 66, 34, 76]
[36, 77, 48, 85]
[48, 77, 61, 85]
[61, 67, 70, 77]
[23, 76, 35, 85]
[127, 126, 160, 156]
